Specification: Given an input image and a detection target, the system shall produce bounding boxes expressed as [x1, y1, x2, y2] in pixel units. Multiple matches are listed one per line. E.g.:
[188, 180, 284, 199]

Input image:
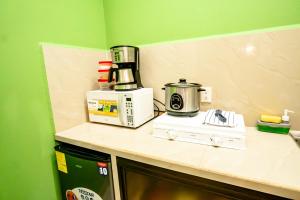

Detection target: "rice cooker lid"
[165, 79, 201, 88]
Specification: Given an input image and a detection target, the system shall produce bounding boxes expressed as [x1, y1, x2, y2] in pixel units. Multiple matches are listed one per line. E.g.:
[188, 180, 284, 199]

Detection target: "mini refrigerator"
[55, 143, 115, 200]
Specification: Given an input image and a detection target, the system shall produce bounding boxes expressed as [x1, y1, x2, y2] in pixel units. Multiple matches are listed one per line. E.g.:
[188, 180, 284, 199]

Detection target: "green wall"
[0, 0, 106, 199]
[103, 0, 300, 47]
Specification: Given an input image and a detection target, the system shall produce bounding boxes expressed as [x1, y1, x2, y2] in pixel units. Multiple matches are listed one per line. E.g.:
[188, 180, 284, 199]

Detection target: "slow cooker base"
[166, 110, 199, 117]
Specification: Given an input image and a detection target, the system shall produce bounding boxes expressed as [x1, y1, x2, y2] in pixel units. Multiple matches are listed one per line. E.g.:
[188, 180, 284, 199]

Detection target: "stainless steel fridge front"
[55, 144, 115, 200]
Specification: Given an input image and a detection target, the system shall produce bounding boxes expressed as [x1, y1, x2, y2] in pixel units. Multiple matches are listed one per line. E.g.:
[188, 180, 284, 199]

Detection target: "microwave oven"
[87, 88, 154, 128]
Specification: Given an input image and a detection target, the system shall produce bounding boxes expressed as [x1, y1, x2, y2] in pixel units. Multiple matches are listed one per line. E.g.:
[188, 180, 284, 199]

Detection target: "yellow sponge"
[260, 115, 282, 123]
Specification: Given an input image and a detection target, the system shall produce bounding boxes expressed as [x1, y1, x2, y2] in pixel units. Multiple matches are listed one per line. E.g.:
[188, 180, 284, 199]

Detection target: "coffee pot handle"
[108, 68, 117, 82]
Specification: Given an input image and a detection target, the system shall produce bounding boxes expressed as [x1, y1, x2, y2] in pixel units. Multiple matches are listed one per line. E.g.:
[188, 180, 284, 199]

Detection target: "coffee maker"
[109, 45, 143, 91]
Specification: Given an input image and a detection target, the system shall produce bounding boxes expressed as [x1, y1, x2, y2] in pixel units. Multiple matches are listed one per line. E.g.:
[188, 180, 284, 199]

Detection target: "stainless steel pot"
[162, 79, 204, 117]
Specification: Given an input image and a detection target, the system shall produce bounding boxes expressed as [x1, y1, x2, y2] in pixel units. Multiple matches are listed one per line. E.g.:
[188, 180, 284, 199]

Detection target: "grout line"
[137, 24, 300, 48]
[39, 42, 107, 52]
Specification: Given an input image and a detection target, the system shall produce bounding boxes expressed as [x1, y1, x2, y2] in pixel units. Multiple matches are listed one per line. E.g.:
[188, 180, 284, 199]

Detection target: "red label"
[98, 69, 110, 72]
[98, 79, 109, 82]
[97, 162, 108, 167]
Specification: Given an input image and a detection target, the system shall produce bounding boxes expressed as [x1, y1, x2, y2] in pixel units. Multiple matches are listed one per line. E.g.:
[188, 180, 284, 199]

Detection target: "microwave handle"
[118, 96, 125, 125]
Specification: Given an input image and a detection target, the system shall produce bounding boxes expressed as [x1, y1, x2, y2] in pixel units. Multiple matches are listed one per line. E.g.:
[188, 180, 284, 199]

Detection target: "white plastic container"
[98, 61, 113, 90]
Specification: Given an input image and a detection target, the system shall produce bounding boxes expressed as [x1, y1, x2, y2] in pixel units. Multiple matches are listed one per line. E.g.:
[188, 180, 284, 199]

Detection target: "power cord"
[153, 98, 165, 108]
[153, 98, 165, 118]
[153, 103, 160, 117]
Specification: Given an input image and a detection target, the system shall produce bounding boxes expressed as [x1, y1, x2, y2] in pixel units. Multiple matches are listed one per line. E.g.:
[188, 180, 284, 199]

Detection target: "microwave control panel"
[125, 96, 134, 127]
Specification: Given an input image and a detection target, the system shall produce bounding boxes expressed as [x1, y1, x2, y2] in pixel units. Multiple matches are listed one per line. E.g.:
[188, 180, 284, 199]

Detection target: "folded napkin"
[203, 109, 236, 128]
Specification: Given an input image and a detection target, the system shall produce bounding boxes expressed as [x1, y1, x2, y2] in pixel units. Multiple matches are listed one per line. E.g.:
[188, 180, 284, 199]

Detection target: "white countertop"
[55, 121, 300, 199]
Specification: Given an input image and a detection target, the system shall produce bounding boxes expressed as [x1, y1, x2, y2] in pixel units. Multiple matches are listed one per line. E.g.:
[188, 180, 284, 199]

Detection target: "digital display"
[126, 98, 131, 101]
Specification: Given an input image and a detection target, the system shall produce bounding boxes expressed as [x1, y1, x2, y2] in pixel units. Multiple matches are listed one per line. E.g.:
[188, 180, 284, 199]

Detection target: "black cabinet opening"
[117, 158, 289, 200]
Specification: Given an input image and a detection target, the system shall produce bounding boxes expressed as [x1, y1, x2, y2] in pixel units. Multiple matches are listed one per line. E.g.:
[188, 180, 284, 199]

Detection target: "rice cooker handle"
[198, 88, 206, 92]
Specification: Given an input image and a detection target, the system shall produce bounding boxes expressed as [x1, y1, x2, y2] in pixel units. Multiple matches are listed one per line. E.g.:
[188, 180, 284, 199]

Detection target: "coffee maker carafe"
[109, 45, 143, 91]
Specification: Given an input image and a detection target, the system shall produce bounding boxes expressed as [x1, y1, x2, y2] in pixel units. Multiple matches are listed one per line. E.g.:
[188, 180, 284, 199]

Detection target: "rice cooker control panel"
[170, 93, 184, 110]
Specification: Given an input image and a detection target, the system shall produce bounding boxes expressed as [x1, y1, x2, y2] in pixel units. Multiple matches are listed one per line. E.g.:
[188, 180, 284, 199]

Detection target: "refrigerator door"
[55, 144, 115, 200]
